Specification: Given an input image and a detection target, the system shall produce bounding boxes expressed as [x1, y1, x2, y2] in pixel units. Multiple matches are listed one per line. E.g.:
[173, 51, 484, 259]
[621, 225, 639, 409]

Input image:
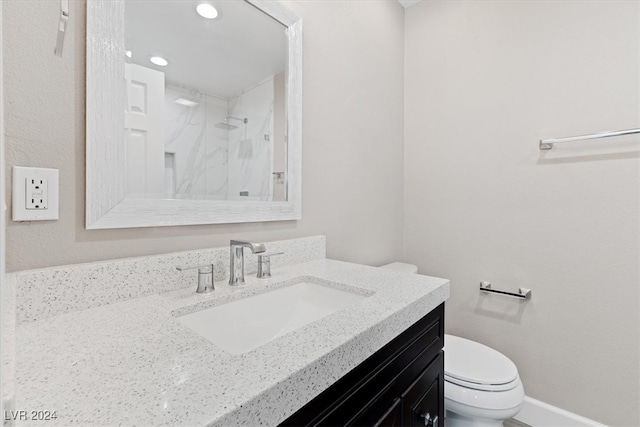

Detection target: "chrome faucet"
[229, 240, 266, 285]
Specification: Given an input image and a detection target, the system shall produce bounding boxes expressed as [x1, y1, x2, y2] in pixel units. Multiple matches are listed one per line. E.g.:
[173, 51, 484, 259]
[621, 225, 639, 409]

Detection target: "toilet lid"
[444, 335, 518, 390]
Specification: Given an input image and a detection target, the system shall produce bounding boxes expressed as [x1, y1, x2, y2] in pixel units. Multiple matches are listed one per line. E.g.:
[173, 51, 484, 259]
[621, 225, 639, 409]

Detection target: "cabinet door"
[402, 352, 444, 427]
[279, 304, 445, 427]
[372, 398, 402, 427]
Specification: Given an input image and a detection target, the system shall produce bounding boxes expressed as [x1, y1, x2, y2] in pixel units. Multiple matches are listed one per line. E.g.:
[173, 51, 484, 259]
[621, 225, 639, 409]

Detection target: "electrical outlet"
[26, 177, 47, 210]
[12, 166, 59, 221]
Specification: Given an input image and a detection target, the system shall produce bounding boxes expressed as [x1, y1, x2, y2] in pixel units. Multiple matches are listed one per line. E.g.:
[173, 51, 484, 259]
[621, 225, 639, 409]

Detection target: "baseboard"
[513, 396, 606, 427]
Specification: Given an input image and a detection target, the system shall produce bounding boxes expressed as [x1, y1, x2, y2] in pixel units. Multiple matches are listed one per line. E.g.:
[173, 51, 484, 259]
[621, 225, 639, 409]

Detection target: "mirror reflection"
[124, 0, 288, 202]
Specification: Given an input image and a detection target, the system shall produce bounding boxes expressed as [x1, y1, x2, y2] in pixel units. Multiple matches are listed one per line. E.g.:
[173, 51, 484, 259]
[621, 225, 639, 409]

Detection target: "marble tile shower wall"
[164, 78, 275, 201]
[164, 85, 229, 200]
[13, 236, 326, 324]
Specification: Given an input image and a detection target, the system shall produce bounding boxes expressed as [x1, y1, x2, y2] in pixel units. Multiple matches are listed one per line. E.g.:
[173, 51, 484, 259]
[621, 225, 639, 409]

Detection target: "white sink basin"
[176, 278, 369, 354]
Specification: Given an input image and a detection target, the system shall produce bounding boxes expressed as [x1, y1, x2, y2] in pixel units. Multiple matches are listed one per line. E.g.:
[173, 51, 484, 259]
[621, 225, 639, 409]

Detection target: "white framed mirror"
[86, 0, 302, 229]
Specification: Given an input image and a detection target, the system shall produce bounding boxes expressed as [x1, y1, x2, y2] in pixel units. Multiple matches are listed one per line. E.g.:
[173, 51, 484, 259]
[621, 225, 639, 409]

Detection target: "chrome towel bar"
[539, 128, 640, 150]
[479, 281, 531, 300]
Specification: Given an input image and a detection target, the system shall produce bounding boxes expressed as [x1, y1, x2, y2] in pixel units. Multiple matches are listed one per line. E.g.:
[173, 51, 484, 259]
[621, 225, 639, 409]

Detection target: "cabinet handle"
[417, 412, 438, 427]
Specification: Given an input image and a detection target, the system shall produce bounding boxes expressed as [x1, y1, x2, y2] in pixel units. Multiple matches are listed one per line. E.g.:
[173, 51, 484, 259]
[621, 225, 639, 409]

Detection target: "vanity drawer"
[373, 398, 401, 427]
[280, 303, 444, 426]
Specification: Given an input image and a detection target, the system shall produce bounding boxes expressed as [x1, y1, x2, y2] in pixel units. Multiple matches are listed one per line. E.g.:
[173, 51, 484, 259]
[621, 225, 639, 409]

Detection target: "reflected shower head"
[215, 121, 238, 131]
[215, 116, 248, 131]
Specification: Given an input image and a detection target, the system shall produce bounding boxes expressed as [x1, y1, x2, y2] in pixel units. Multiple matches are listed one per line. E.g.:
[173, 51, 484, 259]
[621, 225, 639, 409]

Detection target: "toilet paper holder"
[479, 281, 531, 300]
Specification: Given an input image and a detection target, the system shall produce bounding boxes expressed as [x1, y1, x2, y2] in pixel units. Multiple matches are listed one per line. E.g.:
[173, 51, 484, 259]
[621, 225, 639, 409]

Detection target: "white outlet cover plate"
[12, 166, 59, 221]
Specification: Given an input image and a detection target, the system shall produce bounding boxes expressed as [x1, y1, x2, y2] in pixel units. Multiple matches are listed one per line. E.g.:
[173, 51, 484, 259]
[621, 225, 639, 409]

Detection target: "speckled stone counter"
[14, 258, 449, 426]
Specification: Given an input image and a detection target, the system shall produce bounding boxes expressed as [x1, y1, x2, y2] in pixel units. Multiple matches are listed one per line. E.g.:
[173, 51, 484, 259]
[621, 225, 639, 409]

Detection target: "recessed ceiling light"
[196, 3, 219, 19]
[175, 98, 199, 107]
[149, 56, 169, 67]
[125, 50, 132, 58]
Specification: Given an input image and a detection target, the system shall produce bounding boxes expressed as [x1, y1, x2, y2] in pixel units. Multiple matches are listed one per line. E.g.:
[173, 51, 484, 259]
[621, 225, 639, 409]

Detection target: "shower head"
[214, 116, 247, 131]
[215, 122, 238, 131]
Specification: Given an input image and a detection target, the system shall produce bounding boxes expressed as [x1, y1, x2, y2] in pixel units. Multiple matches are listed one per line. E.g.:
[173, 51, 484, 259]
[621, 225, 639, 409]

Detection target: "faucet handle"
[176, 264, 215, 293]
[256, 252, 284, 279]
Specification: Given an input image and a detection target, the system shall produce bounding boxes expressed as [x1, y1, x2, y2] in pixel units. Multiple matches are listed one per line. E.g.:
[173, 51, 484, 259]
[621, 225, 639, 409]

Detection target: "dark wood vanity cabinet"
[281, 303, 444, 427]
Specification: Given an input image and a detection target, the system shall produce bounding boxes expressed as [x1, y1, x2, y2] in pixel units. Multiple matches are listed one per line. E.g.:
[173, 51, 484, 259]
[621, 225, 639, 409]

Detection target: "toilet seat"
[445, 374, 518, 392]
[444, 335, 519, 392]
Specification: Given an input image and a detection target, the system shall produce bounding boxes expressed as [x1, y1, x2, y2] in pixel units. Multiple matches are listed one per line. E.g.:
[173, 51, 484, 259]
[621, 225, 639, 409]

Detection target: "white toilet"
[444, 334, 524, 426]
[380, 262, 525, 427]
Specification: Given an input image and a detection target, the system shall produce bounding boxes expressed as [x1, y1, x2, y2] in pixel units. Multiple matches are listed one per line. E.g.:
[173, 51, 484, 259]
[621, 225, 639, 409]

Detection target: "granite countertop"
[15, 259, 449, 426]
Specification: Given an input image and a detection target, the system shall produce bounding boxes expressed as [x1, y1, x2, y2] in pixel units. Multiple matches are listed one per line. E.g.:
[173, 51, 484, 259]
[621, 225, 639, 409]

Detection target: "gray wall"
[404, 1, 639, 424]
[3, 0, 405, 272]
